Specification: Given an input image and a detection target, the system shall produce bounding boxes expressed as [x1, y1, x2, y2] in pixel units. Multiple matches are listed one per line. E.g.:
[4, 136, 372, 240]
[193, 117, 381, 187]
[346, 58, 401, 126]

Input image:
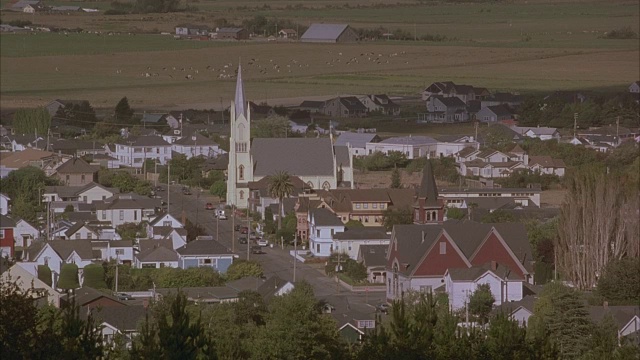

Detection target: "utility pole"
[293, 233, 297, 282]
[154, 162, 158, 188]
[246, 207, 250, 260]
[167, 162, 171, 216]
[573, 112, 578, 138]
[216, 211, 219, 241]
[115, 255, 119, 293]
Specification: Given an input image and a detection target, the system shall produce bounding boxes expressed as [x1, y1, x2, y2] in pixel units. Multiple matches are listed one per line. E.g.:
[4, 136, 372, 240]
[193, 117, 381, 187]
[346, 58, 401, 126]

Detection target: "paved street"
[158, 184, 385, 306]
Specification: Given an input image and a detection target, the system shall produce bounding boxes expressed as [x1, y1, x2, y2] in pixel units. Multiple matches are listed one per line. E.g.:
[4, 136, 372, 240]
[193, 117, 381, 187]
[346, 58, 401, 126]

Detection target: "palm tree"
[267, 171, 295, 230]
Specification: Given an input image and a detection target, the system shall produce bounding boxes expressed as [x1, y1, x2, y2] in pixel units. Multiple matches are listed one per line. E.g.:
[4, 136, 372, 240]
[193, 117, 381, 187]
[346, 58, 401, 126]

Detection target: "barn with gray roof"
[301, 24, 358, 43]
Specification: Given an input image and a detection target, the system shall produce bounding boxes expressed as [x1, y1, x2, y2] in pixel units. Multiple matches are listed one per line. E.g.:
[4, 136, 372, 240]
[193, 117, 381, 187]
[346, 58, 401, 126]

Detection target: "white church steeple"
[227, 63, 252, 208]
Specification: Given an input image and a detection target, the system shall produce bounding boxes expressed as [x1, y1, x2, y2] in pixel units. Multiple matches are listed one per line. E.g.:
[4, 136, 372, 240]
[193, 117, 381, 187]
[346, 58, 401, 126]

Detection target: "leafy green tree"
[55, 101, 96, 128]
[528, 282, 591, 359]
[115, 97, 135, 122]
[250, 282, 344, 359]
[130, 313, 162, 360]
[184, 218, 206, 242]
[382, 207, 413, 231]
[83, 264, 108, 289]
[225, 260, 263, 280]
[59, 296, 105, 358]
[445, 207, 465, 220]
[252, 115, 291, 138]
[267, 171, 294, 230]
[117, 223, 144, 241]
[485, 312, 529, 359]
[596, 257, 640, 305]
[345, 219, 364, 228]
[233, 290, 268, 326]
[209, 180, 226, 198]
[12, 107, 51, 135]
[468, 284, 495, 324]
[583, 313, 620, 360]
[0, 276, 44, 359]
[37, 265, 52, 287]
[390, 167, 402, 188]
[481, 209, 516, 223]
[0, 167, 54, 222]
[263, 207, 276, 234]
[58, 264, 80, 290]
[157, 291, 210, 360]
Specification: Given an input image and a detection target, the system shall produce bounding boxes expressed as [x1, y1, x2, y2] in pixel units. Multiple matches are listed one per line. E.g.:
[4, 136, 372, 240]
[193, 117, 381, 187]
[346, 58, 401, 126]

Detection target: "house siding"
[412, 235, 468, 276]
[471, 232, 526, 279]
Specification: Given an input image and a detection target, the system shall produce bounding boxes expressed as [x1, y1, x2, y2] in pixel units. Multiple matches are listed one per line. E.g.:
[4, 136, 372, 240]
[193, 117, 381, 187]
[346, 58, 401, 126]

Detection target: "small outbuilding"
[216, 28, 249, 40]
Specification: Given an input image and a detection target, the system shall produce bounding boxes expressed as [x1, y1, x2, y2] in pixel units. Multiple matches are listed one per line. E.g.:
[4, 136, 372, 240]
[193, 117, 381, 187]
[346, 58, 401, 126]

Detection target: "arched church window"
[238, 123, 245, 142]
[322, 181, 331, 190]
[306, 181, 314, 189]
[239, 190, 244, 200]
[239, 165, 244, 180]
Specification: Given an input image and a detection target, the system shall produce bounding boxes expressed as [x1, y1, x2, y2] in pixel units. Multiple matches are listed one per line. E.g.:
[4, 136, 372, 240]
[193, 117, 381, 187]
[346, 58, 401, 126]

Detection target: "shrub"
[602, 26, 638, 39]
[38, 265, 52, 287]
[58, 264, 80, 290]
[83, 264, 108, 289]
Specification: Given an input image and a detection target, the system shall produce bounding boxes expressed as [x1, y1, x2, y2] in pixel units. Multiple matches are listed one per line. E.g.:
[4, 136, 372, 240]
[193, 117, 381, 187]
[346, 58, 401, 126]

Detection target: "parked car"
[240, 226, 249, 234]
[115, 293, 134, 301]
[234, 225, 241, 231]
[375, 303, 390, 314]
[215, 209, 228, 220]
[155, 186, 163, 192]
[251, 246, 265, 254]
[182, 188, 192, 195]
[256, 239, 268, 247]
[238, 237, 248, 244]
[205, 203, 214, 210]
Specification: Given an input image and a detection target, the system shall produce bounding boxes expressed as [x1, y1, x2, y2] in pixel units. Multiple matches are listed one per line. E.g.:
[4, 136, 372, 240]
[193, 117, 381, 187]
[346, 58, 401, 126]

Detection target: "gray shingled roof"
[359, 244, 388, 268]
[94, 193, 161, 210]
[257, 275, 291, 301]
[173, 133, 218, 146]
[311, 208, 344, 227]
[333, 227, 388, 240]
[115, 136, 170, 147]
[48, 240, 95, 260]
[335, 132, 379, 148]
[252, 138, 335, 177]
[55, 157, 98, 174]
[87, 305, 149, 331]
[136, 246, 179, 262]
[301, 24, 350, 41]
[334, 146, 350, 169]
[0, 214, 16, 228]
[176, 239, 232, 256]
[379, 135, 438, 146]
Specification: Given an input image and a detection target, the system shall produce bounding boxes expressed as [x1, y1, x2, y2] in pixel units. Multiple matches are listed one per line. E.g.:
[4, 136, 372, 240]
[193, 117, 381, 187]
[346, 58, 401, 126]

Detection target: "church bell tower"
[226, 64, 252, 208]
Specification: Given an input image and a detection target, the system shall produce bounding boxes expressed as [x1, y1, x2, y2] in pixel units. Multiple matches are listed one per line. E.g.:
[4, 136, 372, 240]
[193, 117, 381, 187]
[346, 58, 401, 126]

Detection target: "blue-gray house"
[176, 239, 236, 273]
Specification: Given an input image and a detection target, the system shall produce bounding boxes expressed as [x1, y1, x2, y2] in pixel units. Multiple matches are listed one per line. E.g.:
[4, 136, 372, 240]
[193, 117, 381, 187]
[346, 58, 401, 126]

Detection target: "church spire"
[234, 63, 246, 118]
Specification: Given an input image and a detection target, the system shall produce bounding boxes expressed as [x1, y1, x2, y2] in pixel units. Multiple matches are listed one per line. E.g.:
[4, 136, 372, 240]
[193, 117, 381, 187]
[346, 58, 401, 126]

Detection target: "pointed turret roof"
[417, 160, 438, 207]
[234, 64, 246, 118]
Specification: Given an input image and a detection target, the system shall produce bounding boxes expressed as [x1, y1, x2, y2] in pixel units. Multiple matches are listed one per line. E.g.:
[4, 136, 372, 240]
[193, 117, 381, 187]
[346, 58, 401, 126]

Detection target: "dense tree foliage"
[37, 265, 52, 287]
[0, 167, 57, 221]
[252, 115, 291, 138]
[445, 207, 465, 220]
[12, 107, 51, 135]
[390, 167, 402, 188]
[115, 96, 135, 122]
[83, 264, 108, 290]
[103, 263, 224, 291]
[226, 260, 264, 281]
[382, 207, 413, 231]
[267, 171, 294, 230]
[98, 169, 152, 196]
[468, 284, 495, 324]
[54, 101, 97, 128]
[596, 257, 640, 305]
[57, 263, 80, 290]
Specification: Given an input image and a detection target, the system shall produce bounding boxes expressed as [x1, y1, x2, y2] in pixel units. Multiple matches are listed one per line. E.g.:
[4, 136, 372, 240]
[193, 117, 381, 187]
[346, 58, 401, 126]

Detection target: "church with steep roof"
[226, 66, 354, 208]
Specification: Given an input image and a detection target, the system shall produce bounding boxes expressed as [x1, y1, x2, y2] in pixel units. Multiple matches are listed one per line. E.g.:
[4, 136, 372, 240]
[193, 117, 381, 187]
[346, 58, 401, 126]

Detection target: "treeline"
[354, 153, 460, 184]
[518, 92, 639, 128]
[354, 26, 453, 41]
[12, 108, 51, 136]
[107, 0, 195, 15]
[4, 278, 638, 359]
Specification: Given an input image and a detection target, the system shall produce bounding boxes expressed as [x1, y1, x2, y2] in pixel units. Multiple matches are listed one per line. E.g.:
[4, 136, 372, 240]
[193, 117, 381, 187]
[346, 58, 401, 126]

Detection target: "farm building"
[300, 24, 358, 43]
[216, 28, 249, 40]
[175, 24, 210, 37]
[278, 29, 298, 39]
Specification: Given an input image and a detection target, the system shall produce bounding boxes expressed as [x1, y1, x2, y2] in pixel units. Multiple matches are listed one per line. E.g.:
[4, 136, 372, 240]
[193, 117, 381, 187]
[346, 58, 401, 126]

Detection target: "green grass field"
[0, 0, 638, 110]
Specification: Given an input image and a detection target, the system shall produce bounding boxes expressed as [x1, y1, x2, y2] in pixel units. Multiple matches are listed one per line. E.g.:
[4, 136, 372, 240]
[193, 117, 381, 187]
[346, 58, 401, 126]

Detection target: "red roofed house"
[0, 215, 16, 258]
[385, 220, 534, 302]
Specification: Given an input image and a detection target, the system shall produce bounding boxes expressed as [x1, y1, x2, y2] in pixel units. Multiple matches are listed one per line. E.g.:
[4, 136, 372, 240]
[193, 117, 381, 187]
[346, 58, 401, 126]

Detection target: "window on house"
[81, 174, 86, 183]
[316, 230, 320, 237]
[439, 242, 446, 255]
[239, 191, 244, 200]
[163, 221, 171, 227]
[142, 263, 157, 269]
[316, 244, 320, 253]
[87, 233, 92, 239]
[134, 211, 137, 221]
[348, 242, 352, 251]
[65, 175, 70, 181]
[355, 203, 361, 209]
[119, 210, 124, 221]
[363, 203, 368, 209]
[115, 249, 124, 255]
[380, 204, 385, 209]
[102, 211, 106, 220]
[372, 203, 378, 209]
[83, 196, 87, 202]
[331, 229, 334, 236]
[75, 234, 81, 239]
[420, 285, 432, 293]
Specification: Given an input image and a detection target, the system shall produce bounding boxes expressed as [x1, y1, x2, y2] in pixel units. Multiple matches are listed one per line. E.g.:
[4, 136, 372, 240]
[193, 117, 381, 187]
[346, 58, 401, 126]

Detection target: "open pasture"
[0, 0, 638, 110]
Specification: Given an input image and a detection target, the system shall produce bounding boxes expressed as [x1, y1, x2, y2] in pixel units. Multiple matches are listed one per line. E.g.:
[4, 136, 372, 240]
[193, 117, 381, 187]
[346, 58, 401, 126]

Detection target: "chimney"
[490, 261, 497, 271]
[143, 298, 149, 309]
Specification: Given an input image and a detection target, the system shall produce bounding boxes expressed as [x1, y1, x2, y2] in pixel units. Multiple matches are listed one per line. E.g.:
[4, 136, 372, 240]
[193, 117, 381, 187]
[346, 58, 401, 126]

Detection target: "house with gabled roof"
[322, 96, 368, 118]
[1, 263, 61, 307]
[94, 193, 161, 226]
[477, 104, 515, 123]
[421, 81, 478, 103]
[357, 244, 388, 283]
[45, 99, 90, 117]
[176, 239, 235, 272]
[366, 135, 439, 159]
[49, 139, 105, 157]
[510, 126, 560, 141]
[13, 218, 39, 249]
[44, 182, 119, 204]
[385, 220, 534, 301]
[424, 95, 469, 123]
[357, 94, 400, 115]
[215, 27, 249, 40]
[300, 24, 357, 43]
[309, 208, 345, 257]
[135, 240, 180, 269]
[141, 113, 179, 128]
[110, 135, 172, 168]
[298, 100, 326, 113]
[171, 132, 224, 159]
[528, 156, 566, 176]
[52, 157, 99, 186]
[278, 28, 298, 39]
[444, 261, 526, 311]
[2, 134, 46, 152]
[0, 215, 16, 257]
[335, 132, 381, 157]
[21, 240, 97, 287]
[85, 304, 148, 346]
[332, 227, 389, 260]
